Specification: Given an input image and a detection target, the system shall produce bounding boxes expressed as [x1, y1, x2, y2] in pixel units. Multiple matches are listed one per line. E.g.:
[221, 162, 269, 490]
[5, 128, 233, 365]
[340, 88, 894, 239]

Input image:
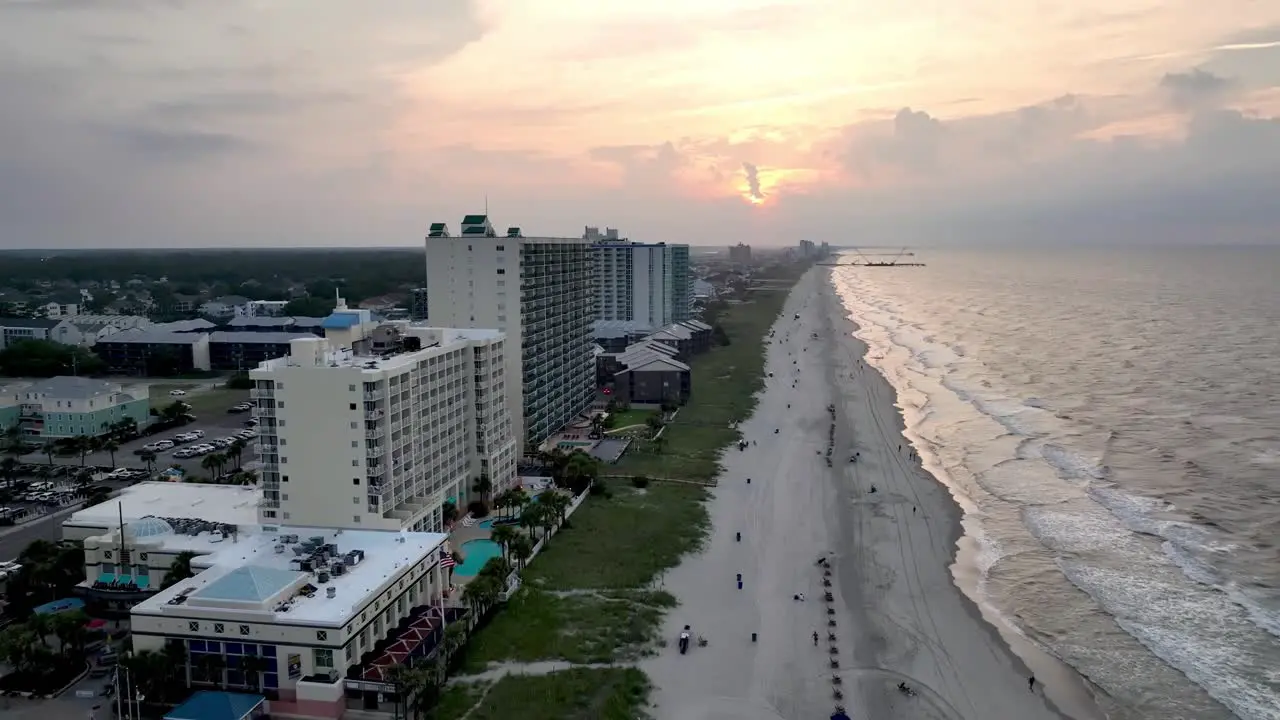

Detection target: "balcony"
[363, 391, 382, 401]
[250, 388, 274, 400]
[365, 426, 385, 440]
[256, 406, 276, 417]
[365, 410, 384, 421]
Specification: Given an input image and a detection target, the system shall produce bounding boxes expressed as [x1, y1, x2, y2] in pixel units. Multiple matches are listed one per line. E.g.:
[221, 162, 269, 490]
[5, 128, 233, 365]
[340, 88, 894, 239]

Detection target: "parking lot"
[14, 384, 261, 482]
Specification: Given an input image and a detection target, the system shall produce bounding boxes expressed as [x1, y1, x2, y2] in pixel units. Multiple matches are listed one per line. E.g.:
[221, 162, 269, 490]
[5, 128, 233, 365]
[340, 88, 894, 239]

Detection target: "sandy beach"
[641, 268, 1107, 720]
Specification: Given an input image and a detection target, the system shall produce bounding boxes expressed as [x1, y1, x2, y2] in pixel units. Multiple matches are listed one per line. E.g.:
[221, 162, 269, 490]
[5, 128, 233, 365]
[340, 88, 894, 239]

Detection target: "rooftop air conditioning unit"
[316, 571, 330, 583]
[326, 586, 336, 599]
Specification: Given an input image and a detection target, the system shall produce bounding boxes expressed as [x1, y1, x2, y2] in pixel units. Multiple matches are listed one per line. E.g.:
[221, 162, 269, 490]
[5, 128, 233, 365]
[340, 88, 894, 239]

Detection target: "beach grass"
[461, 587, 674, 670]
[459, 483, 698, 668]
[526, 483, 709, 590]
[441, 667, 651, 720]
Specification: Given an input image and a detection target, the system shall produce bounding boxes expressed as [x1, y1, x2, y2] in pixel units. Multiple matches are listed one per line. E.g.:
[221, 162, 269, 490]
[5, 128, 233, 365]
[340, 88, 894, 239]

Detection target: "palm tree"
[0, 456, 18, 490]
[519, 504, 543, 541]
[102, 439, 120, 468]
[461, 575, 502, 617]
[74, 434, 94, 466]
[139, 449, 157, 475]
[241, 654, 271, 692]
[391, 662, 444, 720]
[3, 424, 26, 457]
[200, 453, 222, 481]
[162, 639, 190, 690]
[49, 610, 89, 656]
[543, 492, 571, 529]
[471, 473, 493, 506]
[161, 551, 197, 589]
[228, 439, 246, 470]
[489, 525, 519, 560]
[509, 487, 529, 517]
[196, 652, 226, 688]
[41, 440, 58, 465]
[509, 534, 532, 572]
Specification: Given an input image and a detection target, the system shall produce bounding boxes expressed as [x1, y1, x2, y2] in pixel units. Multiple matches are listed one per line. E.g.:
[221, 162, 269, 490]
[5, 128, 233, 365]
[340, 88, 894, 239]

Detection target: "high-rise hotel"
[586, 226, 692, 329]
[250, 304, 517, 533]
[423, 215, 595, 450]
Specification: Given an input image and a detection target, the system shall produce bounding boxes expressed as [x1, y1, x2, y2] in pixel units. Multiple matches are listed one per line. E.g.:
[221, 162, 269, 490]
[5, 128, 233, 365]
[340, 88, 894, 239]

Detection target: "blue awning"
[33, 597, 85, 615]
[165, 691, 265, 720]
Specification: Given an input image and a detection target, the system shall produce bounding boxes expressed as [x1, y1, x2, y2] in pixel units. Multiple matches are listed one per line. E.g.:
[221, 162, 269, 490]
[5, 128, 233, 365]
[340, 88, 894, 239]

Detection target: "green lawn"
[526, 484, 708, 590]
[460, 483, 701, 669]
[462, 588, 674, 669]
[606, 408, 653, 429]
[151, 384, 249, 418]
[440, 668, 651, 720]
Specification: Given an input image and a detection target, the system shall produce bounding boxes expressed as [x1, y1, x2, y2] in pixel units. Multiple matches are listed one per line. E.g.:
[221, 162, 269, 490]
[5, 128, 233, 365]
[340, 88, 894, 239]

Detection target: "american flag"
[439, 548, 456, 569]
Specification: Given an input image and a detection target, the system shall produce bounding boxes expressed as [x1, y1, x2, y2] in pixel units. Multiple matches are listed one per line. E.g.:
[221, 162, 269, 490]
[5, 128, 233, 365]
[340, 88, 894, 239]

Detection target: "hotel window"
[313, 649, 333, 669]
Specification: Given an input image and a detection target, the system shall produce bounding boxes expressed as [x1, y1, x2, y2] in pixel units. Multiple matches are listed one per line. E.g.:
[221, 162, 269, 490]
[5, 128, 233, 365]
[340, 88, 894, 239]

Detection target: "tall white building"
[250, 315, 517, 533]
[424, 215, 595, 450]
[586, 227, 692, 329]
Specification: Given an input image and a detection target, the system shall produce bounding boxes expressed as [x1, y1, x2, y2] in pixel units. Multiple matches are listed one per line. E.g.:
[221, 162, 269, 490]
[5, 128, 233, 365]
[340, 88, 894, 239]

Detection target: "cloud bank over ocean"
[3, 0, 1280, 247]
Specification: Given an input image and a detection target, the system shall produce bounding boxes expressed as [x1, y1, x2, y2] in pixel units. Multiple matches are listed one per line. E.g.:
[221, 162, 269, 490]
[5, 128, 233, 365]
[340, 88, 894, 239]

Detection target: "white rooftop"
[65, 482, 261, 531]
[131, 526, 447, 626]
[253, 326, 502, 375]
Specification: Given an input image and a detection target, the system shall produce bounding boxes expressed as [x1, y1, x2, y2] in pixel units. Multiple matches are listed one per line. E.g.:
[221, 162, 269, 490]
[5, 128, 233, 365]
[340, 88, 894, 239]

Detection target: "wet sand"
[641, 269, 1106, 720]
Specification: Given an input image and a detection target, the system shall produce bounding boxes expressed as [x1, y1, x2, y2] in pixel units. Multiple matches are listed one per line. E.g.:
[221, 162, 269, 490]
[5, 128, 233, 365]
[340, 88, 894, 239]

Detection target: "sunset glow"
[3, 0, 1280, 246]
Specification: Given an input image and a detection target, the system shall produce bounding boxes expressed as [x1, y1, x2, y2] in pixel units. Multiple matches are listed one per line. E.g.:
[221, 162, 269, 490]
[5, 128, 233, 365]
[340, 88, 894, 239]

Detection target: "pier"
[817, 247, 926, 267]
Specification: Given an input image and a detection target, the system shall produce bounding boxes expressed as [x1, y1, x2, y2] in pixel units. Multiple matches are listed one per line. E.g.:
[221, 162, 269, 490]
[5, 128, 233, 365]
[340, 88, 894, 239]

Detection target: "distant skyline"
[2, 1, 1279, 249]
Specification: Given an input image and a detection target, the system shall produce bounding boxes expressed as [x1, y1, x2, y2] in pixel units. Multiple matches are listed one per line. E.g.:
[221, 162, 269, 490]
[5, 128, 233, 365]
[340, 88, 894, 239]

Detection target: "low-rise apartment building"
[15, 376, 151, 439]
[94, 330, 213, 375]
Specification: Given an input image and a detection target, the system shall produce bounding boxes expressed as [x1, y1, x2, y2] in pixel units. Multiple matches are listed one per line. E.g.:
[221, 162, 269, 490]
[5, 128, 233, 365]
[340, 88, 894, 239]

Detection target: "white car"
[189, 430, 205, 438]
[104, 468, 131, 479]
[169, 389, 187, 396]
[154, 440, 175, 450]
[240, 430, 258, 439]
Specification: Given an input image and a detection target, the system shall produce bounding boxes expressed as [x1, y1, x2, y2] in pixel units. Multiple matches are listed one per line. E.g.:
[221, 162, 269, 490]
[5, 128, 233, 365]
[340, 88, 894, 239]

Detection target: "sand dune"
[641, 269, 1102, 720]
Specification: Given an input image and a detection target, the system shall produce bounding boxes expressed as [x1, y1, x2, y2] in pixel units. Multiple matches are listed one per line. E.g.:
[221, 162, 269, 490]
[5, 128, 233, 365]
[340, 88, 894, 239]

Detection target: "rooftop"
[254, 326, 502, 374]
[225, 316, 294, 328]
[99, 329, 207, 345]
[132, 526, 448, 626]
[209, 331, 315, 345]
[621, 355, 690, 373]
[320, 311, 364, 330]
[65, 481, 260, 531]
[593, 319, 655, 338]
[26, 376, 123, 400]
[153, 319, 218, 333]
[0, 316, 62, 329]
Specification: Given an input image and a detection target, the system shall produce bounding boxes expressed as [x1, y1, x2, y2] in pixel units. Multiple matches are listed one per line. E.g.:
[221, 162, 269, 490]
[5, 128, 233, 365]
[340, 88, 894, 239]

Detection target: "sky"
[2, 0, 1280, 248]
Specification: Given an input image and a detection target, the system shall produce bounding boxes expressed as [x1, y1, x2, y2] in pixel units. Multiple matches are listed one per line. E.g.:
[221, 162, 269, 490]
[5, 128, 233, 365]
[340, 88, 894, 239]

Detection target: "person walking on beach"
[1029, 675, 1036, 692]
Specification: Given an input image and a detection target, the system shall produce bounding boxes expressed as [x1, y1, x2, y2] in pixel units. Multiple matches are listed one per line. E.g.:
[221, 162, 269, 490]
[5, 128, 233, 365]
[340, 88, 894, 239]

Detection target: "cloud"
[742, 162, 765, 202]
[1160, 69, 1236, 110]
[100, 126, 253, 161]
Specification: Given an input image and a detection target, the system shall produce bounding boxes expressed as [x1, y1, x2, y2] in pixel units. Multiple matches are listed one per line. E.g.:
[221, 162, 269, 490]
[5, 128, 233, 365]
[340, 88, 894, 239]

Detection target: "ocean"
[830, 247, 1280, 720]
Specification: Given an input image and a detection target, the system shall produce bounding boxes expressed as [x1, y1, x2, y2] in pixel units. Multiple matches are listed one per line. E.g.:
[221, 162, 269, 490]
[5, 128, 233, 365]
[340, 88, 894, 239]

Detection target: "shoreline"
[641, 267, 1108, 720]
[826, 274, 1108, 720]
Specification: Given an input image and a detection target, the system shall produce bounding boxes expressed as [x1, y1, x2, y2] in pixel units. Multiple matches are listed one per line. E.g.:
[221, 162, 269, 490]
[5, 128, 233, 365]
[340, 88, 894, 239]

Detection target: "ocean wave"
[832, 266, 1280, 718]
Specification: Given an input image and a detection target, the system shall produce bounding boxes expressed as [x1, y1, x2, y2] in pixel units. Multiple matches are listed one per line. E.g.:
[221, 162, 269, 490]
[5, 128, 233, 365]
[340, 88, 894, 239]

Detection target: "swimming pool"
[453, 539, 502, 577]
